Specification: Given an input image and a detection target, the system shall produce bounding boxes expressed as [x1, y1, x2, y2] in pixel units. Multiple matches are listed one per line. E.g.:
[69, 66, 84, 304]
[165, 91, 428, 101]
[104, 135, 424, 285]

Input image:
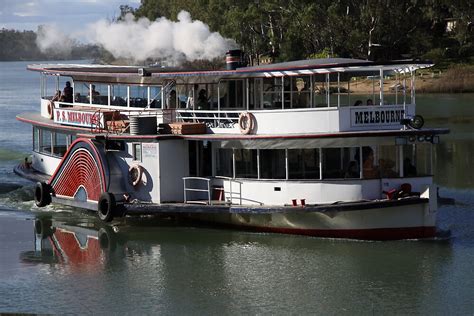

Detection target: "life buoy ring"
[128, 164, 143, 187]
[47, 101, 54, 120]
[238, 112, 255, 134]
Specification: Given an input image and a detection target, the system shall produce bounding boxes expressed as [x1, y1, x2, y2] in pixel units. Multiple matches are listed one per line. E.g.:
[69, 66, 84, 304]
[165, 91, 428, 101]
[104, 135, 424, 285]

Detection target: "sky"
[0, 0, 140, 34]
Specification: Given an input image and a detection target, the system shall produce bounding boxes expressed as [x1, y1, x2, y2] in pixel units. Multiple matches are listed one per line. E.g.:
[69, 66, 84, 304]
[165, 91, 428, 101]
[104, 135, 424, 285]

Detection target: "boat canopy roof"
[27, 58, 433, 84]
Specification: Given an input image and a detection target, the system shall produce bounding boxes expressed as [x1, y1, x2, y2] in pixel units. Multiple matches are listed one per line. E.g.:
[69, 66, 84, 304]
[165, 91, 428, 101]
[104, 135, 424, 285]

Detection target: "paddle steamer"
[15, 52, 449, 240]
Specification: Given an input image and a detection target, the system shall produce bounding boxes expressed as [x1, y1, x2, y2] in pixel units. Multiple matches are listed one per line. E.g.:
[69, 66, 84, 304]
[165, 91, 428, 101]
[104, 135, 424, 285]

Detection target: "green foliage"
[308, 49, 335, 60]
[136, 0, 474, 63]
[131, 0, 473, 64]
[3, 0, 473, 64]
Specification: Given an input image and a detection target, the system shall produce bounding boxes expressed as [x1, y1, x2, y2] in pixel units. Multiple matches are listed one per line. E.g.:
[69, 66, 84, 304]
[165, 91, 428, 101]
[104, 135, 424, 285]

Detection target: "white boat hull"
[186, 202, 436, 240]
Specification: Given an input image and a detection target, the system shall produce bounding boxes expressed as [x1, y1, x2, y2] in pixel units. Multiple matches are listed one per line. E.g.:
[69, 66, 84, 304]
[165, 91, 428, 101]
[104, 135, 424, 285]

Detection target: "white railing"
[176, 110, 240, 128]
[182, 176, 243, 205]
[214, 176, 243, 205]
[183, 177, 211, 205]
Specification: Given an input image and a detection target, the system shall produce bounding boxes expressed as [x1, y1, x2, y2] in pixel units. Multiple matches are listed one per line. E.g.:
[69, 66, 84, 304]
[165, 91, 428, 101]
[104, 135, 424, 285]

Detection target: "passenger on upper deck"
[62, 81, 73, 103]
[196, 89, 209, 110]
[353, 100, 362, 106]
[51, 90, 61, 102]
[90, 84, 100, 97]
[366, 98, 374, 105]
[168, 90, 177, 109]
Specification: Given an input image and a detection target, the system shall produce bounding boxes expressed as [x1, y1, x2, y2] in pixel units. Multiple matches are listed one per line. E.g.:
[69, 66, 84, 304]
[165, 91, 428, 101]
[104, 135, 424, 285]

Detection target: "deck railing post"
[207, 179, 211, 205]
[239, 182, 242, 205]
[229, 179, 233, 205]
[183, 178, 187, 203]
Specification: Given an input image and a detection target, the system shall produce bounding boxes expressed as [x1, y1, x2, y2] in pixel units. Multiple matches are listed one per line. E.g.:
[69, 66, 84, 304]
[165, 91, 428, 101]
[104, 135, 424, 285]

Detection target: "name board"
[142, 143, 157, 158]
[54, 109, 105, 128]
[351, 107, 405, 127]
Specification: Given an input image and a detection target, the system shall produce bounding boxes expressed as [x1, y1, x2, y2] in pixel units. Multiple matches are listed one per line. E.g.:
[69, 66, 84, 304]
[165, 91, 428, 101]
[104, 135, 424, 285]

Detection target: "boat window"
[149, 86, 162, 108]
[192, 83, 215, 110]
[378, 145, 399, 178]
[208, 84, 218, 110]
[41, 75, 59, 99]
[132, 143, 142, 162]
[216, 148, 233, 177]
[361, 146, 379, 179]
[403, 143, 431, 177]
[176, 85, 192, 109]
[111, 85, 127, 107]
[313, 74, 328, 107]
[323, 147, 360, 179]
[288, 148, 320, 179]
[40, 129, 52, 155]
[74, 83, 90, 104]
[219, 80, 245, 109]
[260, 149, 286, 179]
[414, 143, 432, 176]
[33, 127, 39, 152]
[235, 149, 257, 178]
[285, 76, 311, 109]
[248, 79, 261, 110]
[262, 77, 282, 109]
[90, 83, 108, 105]
[129, 86, 148, 108]
[52, 133, 68, 157]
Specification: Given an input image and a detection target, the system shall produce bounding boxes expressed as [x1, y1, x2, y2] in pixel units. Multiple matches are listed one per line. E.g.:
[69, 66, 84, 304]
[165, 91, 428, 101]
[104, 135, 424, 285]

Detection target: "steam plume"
[35, 10, 237, 64]
[36, 24, 73, 56]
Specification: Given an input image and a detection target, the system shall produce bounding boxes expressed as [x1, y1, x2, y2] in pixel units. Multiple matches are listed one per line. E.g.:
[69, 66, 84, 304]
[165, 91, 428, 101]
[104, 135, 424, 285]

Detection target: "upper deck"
[27, 58, 433, 136]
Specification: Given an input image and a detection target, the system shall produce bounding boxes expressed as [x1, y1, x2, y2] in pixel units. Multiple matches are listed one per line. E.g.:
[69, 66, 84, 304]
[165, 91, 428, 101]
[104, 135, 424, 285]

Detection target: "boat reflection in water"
[21, 216, 115, 271]
[17, 214, 455, 314]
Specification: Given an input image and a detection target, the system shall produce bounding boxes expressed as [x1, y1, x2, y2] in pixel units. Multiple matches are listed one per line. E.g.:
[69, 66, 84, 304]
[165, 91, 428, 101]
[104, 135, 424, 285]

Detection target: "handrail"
[183, 177, 211, 205]
[214, 176, 243, 205]
[182, 176, 243, 206]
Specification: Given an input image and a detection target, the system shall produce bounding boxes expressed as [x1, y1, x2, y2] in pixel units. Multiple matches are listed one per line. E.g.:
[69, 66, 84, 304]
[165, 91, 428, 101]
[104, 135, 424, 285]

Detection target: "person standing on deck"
[62, 81, 73, 103]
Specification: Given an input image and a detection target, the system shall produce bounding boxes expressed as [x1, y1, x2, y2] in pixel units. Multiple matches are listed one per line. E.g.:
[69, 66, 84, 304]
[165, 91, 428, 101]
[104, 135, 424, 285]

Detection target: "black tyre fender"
[97, 192, 116, 222]
[34, 218, 54, 239]
[34, 182, 51, 207]
[98, 227, 117, 251]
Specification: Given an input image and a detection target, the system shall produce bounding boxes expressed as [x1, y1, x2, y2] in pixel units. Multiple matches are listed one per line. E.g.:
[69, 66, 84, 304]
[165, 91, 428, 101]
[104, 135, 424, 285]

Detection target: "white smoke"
[36, 11, 236, 63]
[36, 24, 73, 56]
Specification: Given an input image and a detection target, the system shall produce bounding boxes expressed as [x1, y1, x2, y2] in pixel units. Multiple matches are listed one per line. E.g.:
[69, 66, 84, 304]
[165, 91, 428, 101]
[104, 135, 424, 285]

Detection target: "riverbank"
[350, 65, 474, 94]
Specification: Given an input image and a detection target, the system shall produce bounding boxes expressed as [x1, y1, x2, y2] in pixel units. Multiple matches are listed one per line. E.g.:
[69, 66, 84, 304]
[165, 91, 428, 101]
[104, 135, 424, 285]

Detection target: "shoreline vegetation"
[350, 65, 474, 94]
[1, 0, 473, 94]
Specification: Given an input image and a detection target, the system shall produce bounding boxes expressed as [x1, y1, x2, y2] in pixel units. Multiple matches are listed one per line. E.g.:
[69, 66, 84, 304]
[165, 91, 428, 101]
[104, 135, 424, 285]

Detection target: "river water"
[0, 61, 473, 315]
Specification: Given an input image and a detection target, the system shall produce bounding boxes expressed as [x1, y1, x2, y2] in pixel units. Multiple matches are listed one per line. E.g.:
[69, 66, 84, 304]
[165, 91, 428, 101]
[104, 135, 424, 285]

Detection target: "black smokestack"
[226, 49, 244, 70]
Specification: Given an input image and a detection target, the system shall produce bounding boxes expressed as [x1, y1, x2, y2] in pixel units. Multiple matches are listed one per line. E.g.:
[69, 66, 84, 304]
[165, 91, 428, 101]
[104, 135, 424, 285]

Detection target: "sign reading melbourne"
[54, 109, 105, 128]
[351, 107, 405, 127]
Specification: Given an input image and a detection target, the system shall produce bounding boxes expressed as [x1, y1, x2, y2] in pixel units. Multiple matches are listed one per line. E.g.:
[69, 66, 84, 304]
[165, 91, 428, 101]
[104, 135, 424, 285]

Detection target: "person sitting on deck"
[51, 90, 61, 102]
[62, 81, 73, 103]
[366, 98, 374, 105]
[379, 159, 398, 178]
[345, 160, 359, 178]
[362, 146, 379, 179]
[353, 100, 362, 106]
